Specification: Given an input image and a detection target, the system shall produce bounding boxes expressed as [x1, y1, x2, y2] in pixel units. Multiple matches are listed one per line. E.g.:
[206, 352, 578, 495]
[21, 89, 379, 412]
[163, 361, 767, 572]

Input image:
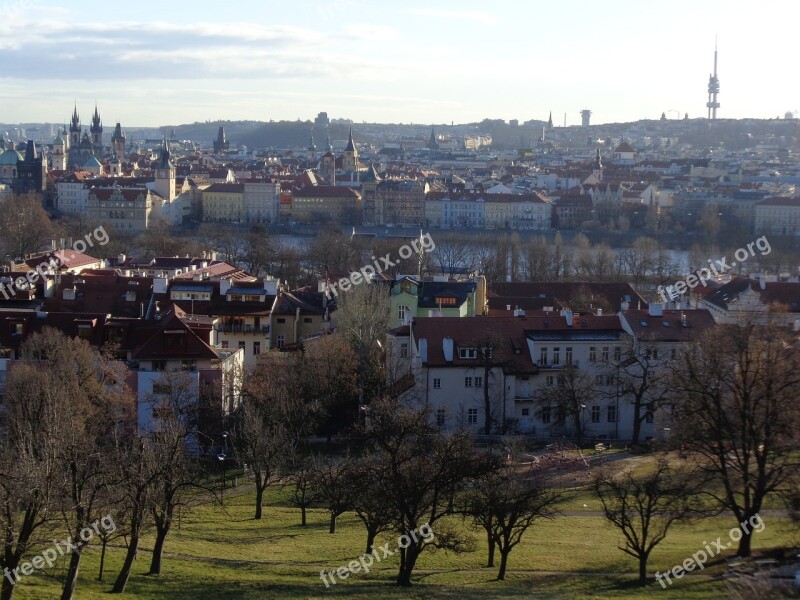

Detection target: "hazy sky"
[1, 0, 797, 127]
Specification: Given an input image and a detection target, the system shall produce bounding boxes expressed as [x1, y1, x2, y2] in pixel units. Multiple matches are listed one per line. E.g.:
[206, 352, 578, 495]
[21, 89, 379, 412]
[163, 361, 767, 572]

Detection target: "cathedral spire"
[344, 127, 355, 152]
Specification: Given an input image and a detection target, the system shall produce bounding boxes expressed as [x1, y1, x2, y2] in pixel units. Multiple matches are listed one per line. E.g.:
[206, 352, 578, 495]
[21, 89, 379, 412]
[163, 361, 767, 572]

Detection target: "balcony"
[214, 324, 269, 334]
[536, 360, 579, 370]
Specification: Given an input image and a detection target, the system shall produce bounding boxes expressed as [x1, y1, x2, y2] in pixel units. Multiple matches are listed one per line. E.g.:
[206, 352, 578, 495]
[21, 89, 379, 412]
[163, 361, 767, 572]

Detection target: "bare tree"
[536, 367, 596, 447]
[17, 329, 131, 600]
[667, 322, 800, 557]
[231, 356, 318, 519]
[0, 362, 61, 600]
[334, 281, 392, 406]
[594, 457, 697, 585]
[363, 398, 492, 587]
[603, 337, 670, 445]
[286, 458, 316, 527]
[0, 192, 54, 260]
[310, 455, 354, 534]
[466, 462, 560, 580]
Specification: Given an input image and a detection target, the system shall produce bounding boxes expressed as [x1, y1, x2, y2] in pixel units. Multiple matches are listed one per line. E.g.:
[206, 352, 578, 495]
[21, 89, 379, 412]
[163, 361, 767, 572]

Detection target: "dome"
[0, 148, 23, 166]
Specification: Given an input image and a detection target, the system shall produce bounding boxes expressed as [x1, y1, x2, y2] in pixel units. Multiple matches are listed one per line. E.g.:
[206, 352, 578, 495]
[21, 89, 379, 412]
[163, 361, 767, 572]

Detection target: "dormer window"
[458, 347, 477, 359]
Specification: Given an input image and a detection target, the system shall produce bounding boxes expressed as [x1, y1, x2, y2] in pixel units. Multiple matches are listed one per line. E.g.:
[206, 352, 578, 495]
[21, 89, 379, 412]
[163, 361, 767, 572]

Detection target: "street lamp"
[218, 431, 229, 504]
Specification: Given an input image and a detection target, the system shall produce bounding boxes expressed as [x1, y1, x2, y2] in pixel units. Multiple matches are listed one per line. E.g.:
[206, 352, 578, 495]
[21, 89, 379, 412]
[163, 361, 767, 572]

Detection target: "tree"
[310, 455, 354, 534]
[466, 462, 560, 580]
[146, 373, 214, 576]
[334, 280, 391, 405]
[232, 355, 318, 519]
[348, 457, 394, 554]
[363, 398, 491, 587]
[604, 337, 670, 445]
[536, 367, 596, 447]
[0, 363, 61, 600]
[667, 322, 800, 557]
[594, 458, 697, 585]
[286, 459, 316, 527]
[0, 192, 53, 260]
[17, 329, 130, 600]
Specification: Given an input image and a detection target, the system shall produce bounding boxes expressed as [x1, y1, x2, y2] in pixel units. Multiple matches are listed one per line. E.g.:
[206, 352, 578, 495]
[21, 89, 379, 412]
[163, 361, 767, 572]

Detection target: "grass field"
[10, 459, 800, 599]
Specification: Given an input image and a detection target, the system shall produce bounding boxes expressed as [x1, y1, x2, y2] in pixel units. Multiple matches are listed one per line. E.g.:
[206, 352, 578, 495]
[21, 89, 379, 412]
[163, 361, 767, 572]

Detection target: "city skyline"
[1, 0, 798, 127]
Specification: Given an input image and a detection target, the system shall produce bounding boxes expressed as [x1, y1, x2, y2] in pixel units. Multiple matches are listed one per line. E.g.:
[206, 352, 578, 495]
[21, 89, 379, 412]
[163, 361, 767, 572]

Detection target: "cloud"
[408, 7, 498, 25]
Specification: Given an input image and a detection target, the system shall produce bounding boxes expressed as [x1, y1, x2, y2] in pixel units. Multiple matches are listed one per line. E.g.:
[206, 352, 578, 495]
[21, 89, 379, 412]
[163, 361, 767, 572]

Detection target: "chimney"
[649, 303, 663, 317]
[219, 278, 233, 295]
[263, 277, 278, 295]
[153, 277, 168, 294]
[117, 253, 126, 264]
[596, 308, 603, 317]
[443, 337, 454, 363]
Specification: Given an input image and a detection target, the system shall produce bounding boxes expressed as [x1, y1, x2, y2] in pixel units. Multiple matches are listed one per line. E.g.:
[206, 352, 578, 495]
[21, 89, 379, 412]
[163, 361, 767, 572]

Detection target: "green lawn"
[10, 478, 799, 599]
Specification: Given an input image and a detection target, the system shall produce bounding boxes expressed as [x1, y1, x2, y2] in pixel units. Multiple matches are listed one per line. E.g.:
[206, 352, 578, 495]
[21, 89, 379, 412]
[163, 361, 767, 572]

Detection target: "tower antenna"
[706, 37, 720, 120]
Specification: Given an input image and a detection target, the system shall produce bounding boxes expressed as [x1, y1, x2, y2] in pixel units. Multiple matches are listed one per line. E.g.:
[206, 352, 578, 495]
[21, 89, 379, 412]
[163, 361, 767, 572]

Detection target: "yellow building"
[291, 185, 360, 223]
[202, 183, 244, 222]
[754, 196, 800, 237]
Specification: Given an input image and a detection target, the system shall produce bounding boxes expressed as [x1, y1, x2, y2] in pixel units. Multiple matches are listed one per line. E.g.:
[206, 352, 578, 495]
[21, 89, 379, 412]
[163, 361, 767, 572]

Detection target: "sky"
[1, 0, 798, 128]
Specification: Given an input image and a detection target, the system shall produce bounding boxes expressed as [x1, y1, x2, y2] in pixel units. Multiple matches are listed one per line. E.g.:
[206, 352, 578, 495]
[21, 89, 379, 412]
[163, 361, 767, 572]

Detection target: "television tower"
[706, 39, 720, 120]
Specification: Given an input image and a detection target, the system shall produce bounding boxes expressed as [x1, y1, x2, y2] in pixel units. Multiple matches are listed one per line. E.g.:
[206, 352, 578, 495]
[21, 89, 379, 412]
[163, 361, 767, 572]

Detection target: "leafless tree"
[465, 461, 560, 580]
[362, 398, 492, 587]
[594, 457, 698, 585]
[310, 454, 354, 534]
[334, 281, 392, 405]
[17, 329, 131, 600]
[231, 356, 319, 519]
[536, 367, 596, 447]
[0, 363, 61, 600]
[286, 458, 316, 527]
[667, 322, 800, 557]
[0, 192, 54, 260]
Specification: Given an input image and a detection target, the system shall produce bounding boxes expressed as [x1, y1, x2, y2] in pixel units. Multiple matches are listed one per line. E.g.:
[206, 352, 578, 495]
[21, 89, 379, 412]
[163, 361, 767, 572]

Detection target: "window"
[398, 304, 410, 321]
[303, 317, 312, 324]
[277, 318, 286, 324]
[436, 408, 446, 427]
[541, 406, 551, 424]
[607, 404, 617, 423]
[459, 347, 477, 359]
[464, 377, 473, 387]
[671, 349, 677, 360]
[181, 360, 196, 372]
[152, 383, 172, 395]
[474, 376, 483, 388]
[591, 406, 601, 423]
[595, 374, 604, 385]
[400, 342, 409, 358]
[614, 347, 621, 362]
[152, 360, 166, 372]
[253, 341, 261, 355]
[602, 347, 609, 361]
[645, 410, 654, 424]
[565, 347, 573, 365]
[221, 341, 229, 349]
[589, 347, 596, 362]
[433, 378, 441, 389]
[552, 347, 560, 365]
[276, 335, 284, 349]
[546, 375, 554, 386]
[540, 347, 548, 365]
[467, 408, 478, 425]
[521, 408, 530, 416]
[238, 341, 246, 351]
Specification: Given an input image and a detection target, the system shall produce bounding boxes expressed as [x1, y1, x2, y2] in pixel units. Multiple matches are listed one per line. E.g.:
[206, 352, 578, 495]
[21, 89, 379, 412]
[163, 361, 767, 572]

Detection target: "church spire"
[344, 127, 355, 152]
